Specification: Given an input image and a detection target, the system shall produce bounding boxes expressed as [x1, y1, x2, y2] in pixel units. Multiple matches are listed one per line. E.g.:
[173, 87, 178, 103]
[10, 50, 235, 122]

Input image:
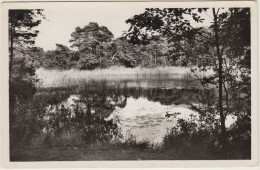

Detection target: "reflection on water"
[107, 97, 197, 143]
[42, 79, 236, 144]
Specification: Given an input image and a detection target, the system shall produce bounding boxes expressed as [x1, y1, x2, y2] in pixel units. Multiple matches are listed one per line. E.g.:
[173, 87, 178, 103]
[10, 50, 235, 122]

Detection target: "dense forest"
[9, 7, 251, 160]
[22, 22, 198, 70]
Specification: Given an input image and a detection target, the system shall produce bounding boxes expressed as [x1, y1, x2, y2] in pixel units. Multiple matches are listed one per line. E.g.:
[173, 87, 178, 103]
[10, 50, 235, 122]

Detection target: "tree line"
[22, 22, 200, 70]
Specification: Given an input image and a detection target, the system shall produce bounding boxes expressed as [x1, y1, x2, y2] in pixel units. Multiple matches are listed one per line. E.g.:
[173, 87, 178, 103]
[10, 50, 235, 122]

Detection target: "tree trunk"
[86, 103, 91, 118]
[154, 52, 157, 65]
[9, 24, 14, 82]
[111, 51, 118, 61]
[9, 24, 16, 143]
[213, 8, 226, 147]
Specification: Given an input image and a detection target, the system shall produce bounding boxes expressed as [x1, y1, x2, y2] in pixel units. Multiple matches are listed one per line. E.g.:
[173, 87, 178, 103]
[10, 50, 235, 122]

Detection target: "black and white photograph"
[1, 1, 258, 168]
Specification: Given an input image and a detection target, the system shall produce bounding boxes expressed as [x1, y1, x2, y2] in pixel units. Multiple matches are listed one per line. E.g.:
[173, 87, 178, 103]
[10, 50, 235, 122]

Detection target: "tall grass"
[31, 131, 84, 148]
[36, 66, 191, 88]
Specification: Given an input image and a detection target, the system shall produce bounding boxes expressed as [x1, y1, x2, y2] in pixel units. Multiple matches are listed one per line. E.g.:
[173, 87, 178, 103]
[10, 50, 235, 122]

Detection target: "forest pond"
[41, 72, 236, 144]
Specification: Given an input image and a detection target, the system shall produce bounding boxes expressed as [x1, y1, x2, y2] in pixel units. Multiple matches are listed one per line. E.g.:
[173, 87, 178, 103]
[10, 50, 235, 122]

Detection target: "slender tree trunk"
[111, 51, 118, 61]
[9, 24, 14, 82]
[86, 103, 91, 118]
[213, 8, 226, 147]
[154, 52, 157, 65]
[9, 24, 16, 145]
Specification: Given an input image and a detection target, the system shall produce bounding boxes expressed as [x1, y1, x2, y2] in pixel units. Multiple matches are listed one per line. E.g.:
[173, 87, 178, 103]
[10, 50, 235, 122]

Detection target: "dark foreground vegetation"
[11, 135, 250, 161]
[9, 8, 251, 161]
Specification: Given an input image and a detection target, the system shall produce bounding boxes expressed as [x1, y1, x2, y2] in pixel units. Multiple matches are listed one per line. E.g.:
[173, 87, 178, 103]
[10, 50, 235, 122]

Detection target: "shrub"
[9, 58, 41, 148]
[43, 104, 121, 145]
[123, 134, 150, 150]
[162, 115, 251, 159]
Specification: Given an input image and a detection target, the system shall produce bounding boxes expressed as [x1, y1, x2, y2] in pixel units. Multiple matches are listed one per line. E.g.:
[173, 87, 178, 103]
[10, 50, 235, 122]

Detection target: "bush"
[42, 130, 84, 148]
[9, 58, 41, 148]
[122, 134, 150, 151]
[43, 104, 121, 146]
[162, 118, 215, 159]
[162, 115, 251, 159]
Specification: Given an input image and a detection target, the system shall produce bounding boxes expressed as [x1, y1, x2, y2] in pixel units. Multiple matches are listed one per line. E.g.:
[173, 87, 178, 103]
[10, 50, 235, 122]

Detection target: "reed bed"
[36, 66, 192, 88]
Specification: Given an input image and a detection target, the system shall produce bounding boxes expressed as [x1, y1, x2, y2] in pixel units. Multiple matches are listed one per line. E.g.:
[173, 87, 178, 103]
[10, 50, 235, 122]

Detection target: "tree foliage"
[9, 9, 45, 78]
[9, 9, 45, 147]
[69, 22, 114, 69]
[124, 8, 251, 149]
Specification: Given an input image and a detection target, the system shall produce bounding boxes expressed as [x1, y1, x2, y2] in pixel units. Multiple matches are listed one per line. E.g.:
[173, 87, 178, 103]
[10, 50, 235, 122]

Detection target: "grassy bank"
[11, 137, 249, 161]
[10, 145, 208, 161]
[10, 143, 168, 161]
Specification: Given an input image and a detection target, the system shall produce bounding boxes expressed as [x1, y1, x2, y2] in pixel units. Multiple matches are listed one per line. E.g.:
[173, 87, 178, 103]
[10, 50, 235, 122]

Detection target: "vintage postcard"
[0, 1, 258, 169]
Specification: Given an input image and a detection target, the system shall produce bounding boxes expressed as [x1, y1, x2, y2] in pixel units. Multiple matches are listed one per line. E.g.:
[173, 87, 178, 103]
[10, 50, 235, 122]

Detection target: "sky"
[34, 3, 214, 51]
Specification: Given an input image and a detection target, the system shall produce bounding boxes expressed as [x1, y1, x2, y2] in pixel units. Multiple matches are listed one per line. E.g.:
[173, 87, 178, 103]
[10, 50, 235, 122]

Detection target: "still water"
[106, 96, 197, 143]
[43, 75, 236, 144]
